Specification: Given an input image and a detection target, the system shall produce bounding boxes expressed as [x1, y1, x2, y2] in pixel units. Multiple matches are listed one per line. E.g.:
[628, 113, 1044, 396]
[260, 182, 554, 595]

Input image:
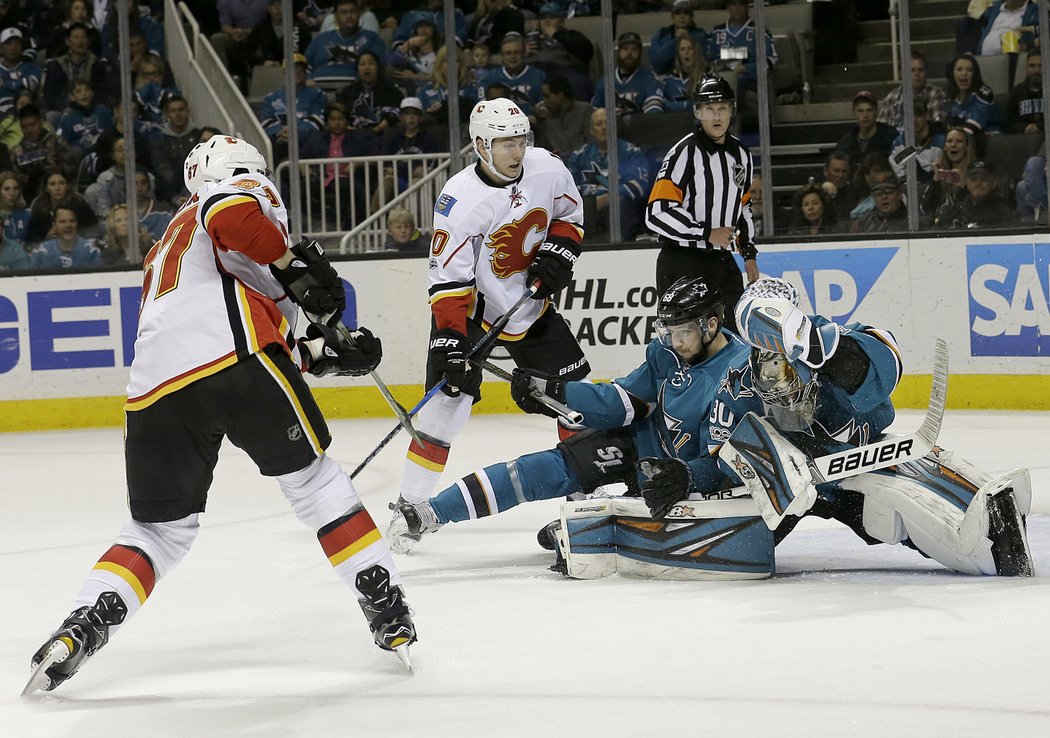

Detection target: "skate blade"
[393, 644, 413, 673]
[21, 639, 71, 696]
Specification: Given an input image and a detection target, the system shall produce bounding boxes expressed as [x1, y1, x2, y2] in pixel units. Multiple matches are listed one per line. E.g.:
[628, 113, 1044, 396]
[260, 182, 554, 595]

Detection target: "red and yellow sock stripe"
[93, 545, 156, 606]
[318, 509, 381, 567]
[407, 437, 450, 472]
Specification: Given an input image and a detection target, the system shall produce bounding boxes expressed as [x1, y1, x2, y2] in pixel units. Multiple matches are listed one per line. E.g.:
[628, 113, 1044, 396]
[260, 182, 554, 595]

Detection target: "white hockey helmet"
[468, 98, 532, 180]
[184, 135, 269, 194]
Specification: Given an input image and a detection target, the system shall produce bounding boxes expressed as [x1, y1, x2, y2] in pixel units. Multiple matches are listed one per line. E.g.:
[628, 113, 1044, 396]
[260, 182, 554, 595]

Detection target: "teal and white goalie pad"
[554, 496, 774, 581]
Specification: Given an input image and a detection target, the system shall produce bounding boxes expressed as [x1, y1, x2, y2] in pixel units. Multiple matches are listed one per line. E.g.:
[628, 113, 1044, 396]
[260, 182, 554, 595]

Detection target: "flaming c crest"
[486, 208, 548, 278]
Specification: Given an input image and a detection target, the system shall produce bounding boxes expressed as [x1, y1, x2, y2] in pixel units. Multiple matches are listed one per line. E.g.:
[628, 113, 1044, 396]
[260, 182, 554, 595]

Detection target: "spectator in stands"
[650, 0, 709, 76]
[259, 53, 326, 162]
[935, 160, 1013, 229]
[0, 28, 41, 112]
[12, 105, 76, 199]
[977, 0, 1039, 57]
[705, 0, 776, 126]
[148, 95, 202, 207]
[567, 107, 650, 240]
[592, 32, 663, 115]
[42, 22, 111, 116]
[889, 97, 945, 184]
[301, 101, 370, 228]
[850, 172, 907, 233]
[335, 50, 401, 137]
[0, 169, 29, 250]
[469, 0, 525, 55]
[372, 96, 441, 210]
[57, 78, 115, 159]
[468, 40, 493, 91]
[101, 2, 163, 58]
[246, 0, 313, 68]
[389, 16, 440, 94]
[1016, 142, 1046, 221]
[393, 0, 467, 46]
[848, 154, 895, 221]
[525, 3, 594, 102]
[85, 135, 129, 218]
[662, 35, 707, 113]
[749, 173, 764, 235]
[417, 43, 474, 126]
[199, 126, 222, 143]
[134, 170, 172, 242]
[305, 0, 386, 89]
[920, 126, 978, 220]
[876, 50, 948, 129]
[43, 0, 103, 58]
[0, 225, 28, 272]
[837, 91, 897, 179]
[134, 56, 180, 124]
[482, 32, 546, 117]
[945, 54, 994, 136]
[28, 204, 99, 269]
[384, 207, 429, 253]
[819, 150, 861, 216]
[1006, 49, 1043, 134]
[95, 203, 154, 267]
[534, 73, 591, 159]
[211, 0, 273, 84]
[788, 183, 839, 236]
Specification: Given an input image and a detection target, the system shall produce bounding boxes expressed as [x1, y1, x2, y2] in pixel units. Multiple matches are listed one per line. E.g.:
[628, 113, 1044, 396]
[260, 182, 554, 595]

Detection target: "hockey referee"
[644, 72, 759, 333]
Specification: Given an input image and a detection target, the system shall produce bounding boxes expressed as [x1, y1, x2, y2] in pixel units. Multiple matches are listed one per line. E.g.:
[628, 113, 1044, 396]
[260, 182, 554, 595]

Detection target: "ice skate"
[987, 490, 1034, 577]
[23, 591, 127, 695]
[356, 564, 417, 672]
[537, 519, 561, 551]
[386, 498, 443, 554]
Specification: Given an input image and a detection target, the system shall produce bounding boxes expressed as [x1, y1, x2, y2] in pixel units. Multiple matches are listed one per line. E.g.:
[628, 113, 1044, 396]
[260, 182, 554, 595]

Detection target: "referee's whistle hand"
[709, 226, 736, 249]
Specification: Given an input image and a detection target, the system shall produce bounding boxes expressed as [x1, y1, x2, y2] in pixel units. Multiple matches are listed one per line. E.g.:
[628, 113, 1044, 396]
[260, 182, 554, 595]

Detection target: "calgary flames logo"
[487, 208, 548, 278]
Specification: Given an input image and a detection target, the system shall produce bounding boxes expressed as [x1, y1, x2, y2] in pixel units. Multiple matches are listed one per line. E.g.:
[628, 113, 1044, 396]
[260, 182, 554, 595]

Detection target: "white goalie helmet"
[184, 136, 269, 194]
[468, 98, 532, 180]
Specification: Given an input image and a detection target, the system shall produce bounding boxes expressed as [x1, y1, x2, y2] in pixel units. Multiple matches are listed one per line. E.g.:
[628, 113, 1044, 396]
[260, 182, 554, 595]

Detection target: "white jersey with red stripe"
[428, 146, 584, 338]
[126, 173, 298, 409]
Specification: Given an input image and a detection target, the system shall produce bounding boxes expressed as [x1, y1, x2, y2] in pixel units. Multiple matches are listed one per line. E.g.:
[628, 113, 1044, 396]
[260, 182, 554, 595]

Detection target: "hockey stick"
[809, 337, 948, 483]
[349, 284, 540, 479]
[470, 357, 584, 424]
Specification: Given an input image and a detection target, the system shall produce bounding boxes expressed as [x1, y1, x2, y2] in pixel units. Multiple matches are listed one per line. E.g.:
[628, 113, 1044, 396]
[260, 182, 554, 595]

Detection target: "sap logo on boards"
[735, 247, 899, 324]
[967, 243, 1049, 356]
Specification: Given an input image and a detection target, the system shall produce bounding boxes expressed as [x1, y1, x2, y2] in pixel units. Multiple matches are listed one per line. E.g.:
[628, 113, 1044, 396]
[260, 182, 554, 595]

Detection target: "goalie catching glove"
[638, 457, 693, 519]
[299, 323, 382, 377]
[510, 368, 566, 418]
[271, 238, 346, 324]
[527, 239, 580, 300]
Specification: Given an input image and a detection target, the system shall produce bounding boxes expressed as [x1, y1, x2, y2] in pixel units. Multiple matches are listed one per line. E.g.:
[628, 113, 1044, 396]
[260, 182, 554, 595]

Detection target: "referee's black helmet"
[693, 73, 735, 105]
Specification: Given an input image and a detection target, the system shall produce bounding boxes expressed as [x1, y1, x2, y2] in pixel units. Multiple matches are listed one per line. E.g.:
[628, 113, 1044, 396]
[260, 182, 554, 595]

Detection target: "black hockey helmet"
[693, 73, 735, 106]
[657, 277, 725, 329]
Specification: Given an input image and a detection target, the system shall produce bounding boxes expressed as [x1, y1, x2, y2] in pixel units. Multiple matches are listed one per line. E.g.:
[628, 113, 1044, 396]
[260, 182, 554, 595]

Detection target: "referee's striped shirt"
[644, 129, 758, 260]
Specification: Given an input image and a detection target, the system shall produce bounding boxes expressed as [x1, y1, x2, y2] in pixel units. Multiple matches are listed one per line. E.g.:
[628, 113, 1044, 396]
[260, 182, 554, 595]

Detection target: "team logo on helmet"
[487, 208, 548, 278]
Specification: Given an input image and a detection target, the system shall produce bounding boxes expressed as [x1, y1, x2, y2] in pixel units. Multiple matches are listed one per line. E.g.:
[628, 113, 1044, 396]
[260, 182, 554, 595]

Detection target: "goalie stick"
[470, 358, 584, 424]
[349, 283, 540, 479]
[809, 336, 948, 483]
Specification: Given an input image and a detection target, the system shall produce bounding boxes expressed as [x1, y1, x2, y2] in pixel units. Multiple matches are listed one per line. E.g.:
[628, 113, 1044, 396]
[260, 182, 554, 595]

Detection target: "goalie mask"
[749, 348, 819, 432]
[184, 136, 270, 195]
[655, 277, 724, 361]
[469, 98, 533, 182]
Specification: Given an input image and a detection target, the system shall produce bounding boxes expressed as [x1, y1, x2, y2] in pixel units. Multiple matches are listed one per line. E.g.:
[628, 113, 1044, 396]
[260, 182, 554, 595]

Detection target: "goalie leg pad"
[556, 496, 773, 581]
[557, 428, 639, 496]
[721, 413, 818, 530]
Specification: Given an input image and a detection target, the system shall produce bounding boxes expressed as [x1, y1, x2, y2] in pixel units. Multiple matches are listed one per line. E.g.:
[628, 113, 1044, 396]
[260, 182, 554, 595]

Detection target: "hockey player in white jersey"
[389, 98, 592, 551]
[25, 137, 416, 695]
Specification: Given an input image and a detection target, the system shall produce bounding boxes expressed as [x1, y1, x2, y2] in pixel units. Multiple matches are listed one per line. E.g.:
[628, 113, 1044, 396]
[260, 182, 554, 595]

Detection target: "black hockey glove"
[638, 457, 693, 519]
[430, 328, 467, 396]
[527, 240, 580, 300]
[299, 323, 382, 377]
[271, 238, 345, 324]
[510, 368, 567, 418]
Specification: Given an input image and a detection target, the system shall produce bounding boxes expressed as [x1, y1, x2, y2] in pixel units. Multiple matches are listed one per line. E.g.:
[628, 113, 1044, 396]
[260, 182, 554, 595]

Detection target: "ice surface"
[2, 410, 1049, 736]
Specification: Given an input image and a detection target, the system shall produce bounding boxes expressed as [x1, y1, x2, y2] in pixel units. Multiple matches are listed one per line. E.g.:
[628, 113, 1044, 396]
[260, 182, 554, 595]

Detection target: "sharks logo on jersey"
[663, 409, 691, 452]
[717, 365, 755, 400]
[487, 208, 548, 278]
